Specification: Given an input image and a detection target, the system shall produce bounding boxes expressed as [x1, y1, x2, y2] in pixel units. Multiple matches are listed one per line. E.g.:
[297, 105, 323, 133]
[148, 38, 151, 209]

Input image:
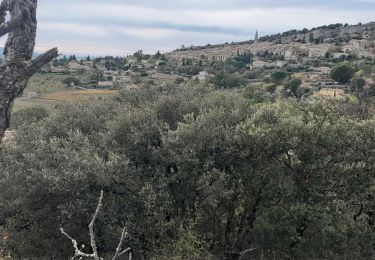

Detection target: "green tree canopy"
[284, 78, 302, 97]
[1, 83, 375, 259]
[331, 64, 355, 84]
[271, 71, 289, 85]
[350, 77, 366, 93]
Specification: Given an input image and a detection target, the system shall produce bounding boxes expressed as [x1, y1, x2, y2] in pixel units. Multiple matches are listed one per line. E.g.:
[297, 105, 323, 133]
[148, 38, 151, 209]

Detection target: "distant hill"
[167, 22, 375, 61]
[258, 22, 375, 44]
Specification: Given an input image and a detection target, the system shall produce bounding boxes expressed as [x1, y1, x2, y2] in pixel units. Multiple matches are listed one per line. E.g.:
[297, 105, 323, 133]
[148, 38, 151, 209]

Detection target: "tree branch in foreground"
[239, 247, 260, 260]
[60, 190, 132, 260]
[27, 47, 59, 75]
[112, 227, 132, 260]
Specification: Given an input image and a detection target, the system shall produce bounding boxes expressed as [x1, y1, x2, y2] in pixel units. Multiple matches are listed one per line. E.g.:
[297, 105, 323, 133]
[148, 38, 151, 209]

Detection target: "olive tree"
[330, 64, 355, 84]
[0, 0, 58, 137]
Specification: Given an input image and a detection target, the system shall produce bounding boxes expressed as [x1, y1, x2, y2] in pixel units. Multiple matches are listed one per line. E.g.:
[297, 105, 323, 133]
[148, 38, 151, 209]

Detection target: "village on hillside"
[11, 22, 375, 108]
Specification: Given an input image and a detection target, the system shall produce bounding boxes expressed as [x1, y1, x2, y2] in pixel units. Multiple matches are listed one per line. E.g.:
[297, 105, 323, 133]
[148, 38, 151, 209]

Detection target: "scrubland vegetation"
[1, 78, 375, 259]
[2, 19, 375, 260]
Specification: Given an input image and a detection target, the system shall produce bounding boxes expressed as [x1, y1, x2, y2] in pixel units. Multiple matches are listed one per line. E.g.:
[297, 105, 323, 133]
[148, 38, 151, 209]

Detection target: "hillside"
[16, 21, 375, 113]
[167, 22, 375, 61]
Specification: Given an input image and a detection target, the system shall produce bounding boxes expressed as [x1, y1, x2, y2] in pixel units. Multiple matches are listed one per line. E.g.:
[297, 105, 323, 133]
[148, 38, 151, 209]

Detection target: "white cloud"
[38, 23, 109, 37]
[11, 1, 373, 54]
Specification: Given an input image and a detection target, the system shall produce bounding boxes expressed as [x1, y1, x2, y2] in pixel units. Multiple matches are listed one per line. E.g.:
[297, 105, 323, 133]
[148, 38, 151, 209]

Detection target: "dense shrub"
[331, 64, 355, 84]
[283, 78, 302, 97]
[270, 71, 289, 85]
[177, 65, 202, 76]
[62, 76, 81, 86]
[1, 82, 375, 259]
[10, 106, 49, 129]
[210, 72, 247, 89]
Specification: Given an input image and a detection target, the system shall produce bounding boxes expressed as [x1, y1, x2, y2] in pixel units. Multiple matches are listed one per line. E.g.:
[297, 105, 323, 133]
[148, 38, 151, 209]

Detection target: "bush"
[210, 72, 246, 89]
[10, 106, 49, 129]
[243, 85, 267, 104]
[271, 71, 289, 85]
[177, 65, 202, 76]
[2, 82, 375, 259]
[331, 64, 355, 84]
[62, 76, 81, 86]
[350, 77, 366, 93]
[264, 83, 277, 93]
[244, 69, 264, 79]
[284, 78, 302, 97]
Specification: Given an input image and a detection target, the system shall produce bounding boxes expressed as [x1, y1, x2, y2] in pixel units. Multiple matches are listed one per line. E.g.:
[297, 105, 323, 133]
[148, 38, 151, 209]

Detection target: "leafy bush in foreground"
[1, 82, 375, 259]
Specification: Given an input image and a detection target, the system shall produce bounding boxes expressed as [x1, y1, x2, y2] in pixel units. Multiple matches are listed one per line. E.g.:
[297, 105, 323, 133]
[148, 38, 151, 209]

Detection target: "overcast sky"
[7, 0, 375, 56]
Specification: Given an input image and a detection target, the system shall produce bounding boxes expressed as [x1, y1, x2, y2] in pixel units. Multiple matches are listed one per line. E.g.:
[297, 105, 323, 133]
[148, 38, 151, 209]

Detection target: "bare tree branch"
[61, 190, 133, 260]
[128, 251, 133, 260]
[118, 247, 132, 257]
[89, 190, 104, 260]
[239, 247, 260, 260]
[112, 227, 127, 260]
[112, 226, 132, 259]
[27, 47, 59, 75]
[60, 228, 95, 260]
[60, 190, 103, 260]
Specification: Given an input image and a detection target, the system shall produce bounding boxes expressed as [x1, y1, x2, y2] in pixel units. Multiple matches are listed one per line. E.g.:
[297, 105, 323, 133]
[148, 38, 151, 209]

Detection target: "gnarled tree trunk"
[0, 0, 58, 138]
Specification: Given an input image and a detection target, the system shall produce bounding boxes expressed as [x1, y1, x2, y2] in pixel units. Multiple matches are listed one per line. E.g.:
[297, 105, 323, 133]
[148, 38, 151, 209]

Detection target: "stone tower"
[255, 30, 259, 42]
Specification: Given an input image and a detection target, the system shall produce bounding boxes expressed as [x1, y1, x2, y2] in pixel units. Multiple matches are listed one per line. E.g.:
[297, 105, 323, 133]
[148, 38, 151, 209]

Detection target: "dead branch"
[89, 190, 104, 260]
[60, 190, 132, 260]
[112, 227, 127, 260]
[118, 248, 132, 258]
[27, 47, 59, 75]
[60, 228, 95, 260]
[239, 247, 260, 260]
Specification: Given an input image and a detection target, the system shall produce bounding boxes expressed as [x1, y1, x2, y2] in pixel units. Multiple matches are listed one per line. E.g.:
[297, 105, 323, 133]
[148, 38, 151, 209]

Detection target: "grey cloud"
[31, 0, 375, 55]
[41, 0, 375, 11]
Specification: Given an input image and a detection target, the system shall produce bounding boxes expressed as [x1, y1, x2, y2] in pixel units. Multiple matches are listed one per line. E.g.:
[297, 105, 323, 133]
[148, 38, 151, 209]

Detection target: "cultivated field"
[14, 73, 117, 111]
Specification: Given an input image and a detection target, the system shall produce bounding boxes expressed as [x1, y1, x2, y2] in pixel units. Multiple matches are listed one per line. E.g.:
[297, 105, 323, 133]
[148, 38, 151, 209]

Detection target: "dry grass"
[43, 89, 116, 101]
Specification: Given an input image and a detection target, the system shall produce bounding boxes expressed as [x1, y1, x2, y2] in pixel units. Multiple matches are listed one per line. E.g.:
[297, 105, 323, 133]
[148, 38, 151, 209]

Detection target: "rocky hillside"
[167, 22, 375, 61]
[260, 22, 375, 44]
